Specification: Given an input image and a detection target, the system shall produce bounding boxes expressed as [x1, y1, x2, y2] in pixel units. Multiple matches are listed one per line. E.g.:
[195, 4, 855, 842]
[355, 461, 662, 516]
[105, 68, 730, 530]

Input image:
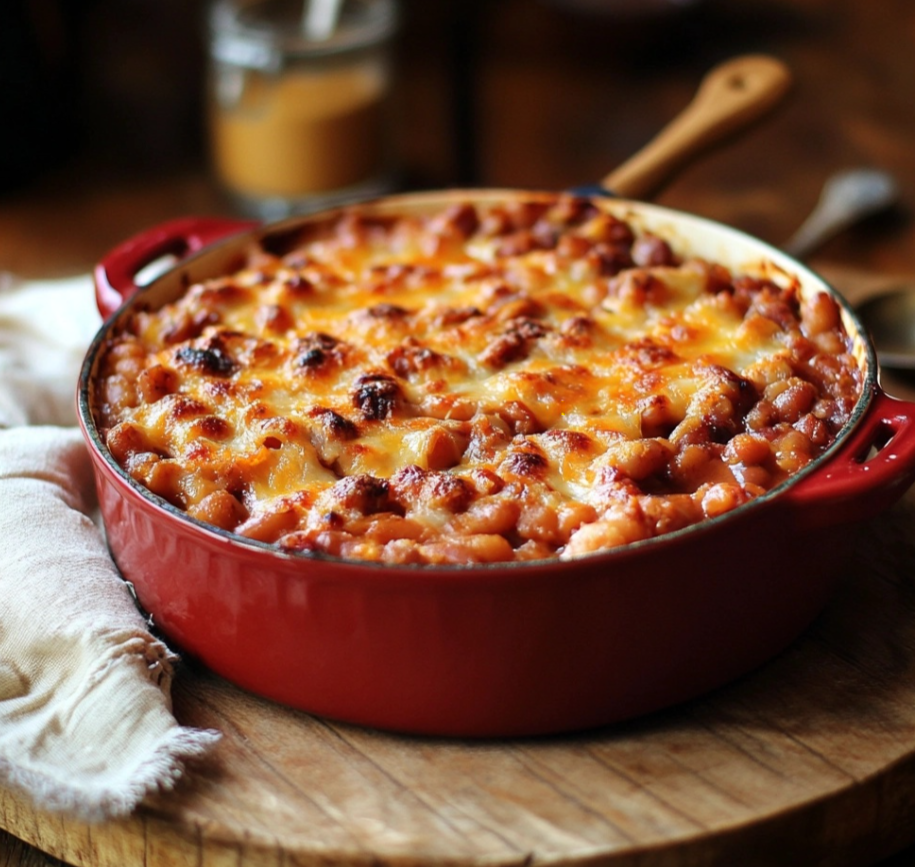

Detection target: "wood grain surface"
[1, 267, 915, 867]
[4, 483, 915, 866]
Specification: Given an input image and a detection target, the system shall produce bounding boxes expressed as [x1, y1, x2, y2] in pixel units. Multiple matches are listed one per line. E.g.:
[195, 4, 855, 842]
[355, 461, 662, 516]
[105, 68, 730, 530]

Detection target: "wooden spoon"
[602, 54, 792, 200]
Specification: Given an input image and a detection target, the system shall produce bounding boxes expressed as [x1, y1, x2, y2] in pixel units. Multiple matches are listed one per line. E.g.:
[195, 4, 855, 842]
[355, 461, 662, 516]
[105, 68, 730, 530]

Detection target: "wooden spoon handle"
[602, 54, 792, 200]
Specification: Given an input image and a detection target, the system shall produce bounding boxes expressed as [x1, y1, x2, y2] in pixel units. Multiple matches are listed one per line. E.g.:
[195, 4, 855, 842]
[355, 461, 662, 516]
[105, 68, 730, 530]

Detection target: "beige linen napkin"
[0, 274, 219, 822]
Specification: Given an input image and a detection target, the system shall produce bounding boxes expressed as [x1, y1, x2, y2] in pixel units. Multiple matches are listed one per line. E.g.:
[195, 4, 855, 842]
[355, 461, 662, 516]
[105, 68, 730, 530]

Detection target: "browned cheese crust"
[94, 198, 863, 564]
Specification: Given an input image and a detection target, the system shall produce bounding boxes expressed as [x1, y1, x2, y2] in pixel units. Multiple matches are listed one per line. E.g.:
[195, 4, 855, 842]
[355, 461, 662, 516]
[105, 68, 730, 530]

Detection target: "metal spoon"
[781, 167, 910, 368]
[783, 167, 900, 259]
[856, 288, 915, 369]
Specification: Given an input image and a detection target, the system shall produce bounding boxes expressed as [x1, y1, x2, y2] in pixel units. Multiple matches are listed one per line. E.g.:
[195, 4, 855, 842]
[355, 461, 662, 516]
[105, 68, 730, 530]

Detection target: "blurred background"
[7, 3, 915, 866]
[0, 0, 913, 279]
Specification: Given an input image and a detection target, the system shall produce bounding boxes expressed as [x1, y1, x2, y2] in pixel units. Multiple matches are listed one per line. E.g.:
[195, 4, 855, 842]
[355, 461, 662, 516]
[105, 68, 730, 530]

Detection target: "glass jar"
[207, 0, 399, 220]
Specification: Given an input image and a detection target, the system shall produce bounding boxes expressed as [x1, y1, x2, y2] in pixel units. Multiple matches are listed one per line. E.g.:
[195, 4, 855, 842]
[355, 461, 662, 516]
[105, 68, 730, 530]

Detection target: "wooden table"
[3, 0, 915, 863]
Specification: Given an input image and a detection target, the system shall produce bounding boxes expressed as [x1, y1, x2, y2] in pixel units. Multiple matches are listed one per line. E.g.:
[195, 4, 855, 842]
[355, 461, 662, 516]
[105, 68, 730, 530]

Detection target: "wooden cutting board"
[3, 268, 915, 867]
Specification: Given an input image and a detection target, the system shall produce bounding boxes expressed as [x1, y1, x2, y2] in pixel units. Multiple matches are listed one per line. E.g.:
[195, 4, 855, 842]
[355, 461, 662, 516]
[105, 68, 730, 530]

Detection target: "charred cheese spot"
[175, 345, 237, 376]
[479, 317, 552, 369]
[189, 415, 233, 441]
[389, 465, 473, 515]
[292, 332, 347, 372]
[320, 474, 392, 516]
[310, 407, 359, 440]
[386, 338, 460, 379]
[162, 394, 211, 420]
[353, 373, 403, 421]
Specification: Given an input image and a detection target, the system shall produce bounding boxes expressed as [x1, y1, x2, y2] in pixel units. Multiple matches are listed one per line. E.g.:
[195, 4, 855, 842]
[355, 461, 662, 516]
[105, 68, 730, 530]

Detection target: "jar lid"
[210, 0, 398, 70]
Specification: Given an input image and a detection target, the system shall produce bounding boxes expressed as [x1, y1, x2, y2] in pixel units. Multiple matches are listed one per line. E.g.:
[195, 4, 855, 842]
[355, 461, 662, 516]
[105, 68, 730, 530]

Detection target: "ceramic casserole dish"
[78, 190, 915, 737]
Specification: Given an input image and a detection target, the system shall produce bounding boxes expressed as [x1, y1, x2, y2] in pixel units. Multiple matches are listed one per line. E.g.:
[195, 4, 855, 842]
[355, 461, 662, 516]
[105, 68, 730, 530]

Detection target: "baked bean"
[429, 203, 480, 239]
[774, 429, 814, 473]
[557, 501, 599, 539]
[236, 507, 299, 542]
[381, 539, 427, 565]
[417, 426, 468, 471]
[813, 331, 846, 355]
[746, 356, 794, 388]
[106, 422, 149, 463]
[106, 337, 145, 360]
[562, 507, 646, 558]
[138, 458, 186, 507]
[450, 497, 520, 537]
[113, 356, 144, 381]
[772, 380, 817, 424]
[513, 539, 557, 561]
[496, 401, 542, 436]
[639, 494, 701, 535]
[102, 374, 138, 414]
[724, 433, 770, 466]
[364, 514, 426, 543]
[338, 537, 385, 562]
[746, 283, 799, 330]
[599, 438, 673, 481]
[794, 413, 830, 447]
[783, 331, 818, 363]
[746, 399, 779, 432]
[700, 483, 749, 519]
[516, 499, 562, 545]
[670, 443, 714, 489]
[801, 292, 841, 337]
[580, 213, 635, 246]
[763, 379, 791, 402]
[805, 352, 848, 391]
[136, 365, 177, 404]
[736, 465, 771, 490]
[631, 234, 677, 268]
[293, 528, 353, 557]
[419, 534, 515, 564]
[605, 271, 667, 307]
[468, 468, 505, 496]
[188, 490, 249, 530]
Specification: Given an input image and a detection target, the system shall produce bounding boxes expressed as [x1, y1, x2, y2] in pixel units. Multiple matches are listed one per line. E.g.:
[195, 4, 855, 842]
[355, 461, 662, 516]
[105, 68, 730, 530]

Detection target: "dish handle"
[93, 216, 258, 320]
[784, 387, 915, 530]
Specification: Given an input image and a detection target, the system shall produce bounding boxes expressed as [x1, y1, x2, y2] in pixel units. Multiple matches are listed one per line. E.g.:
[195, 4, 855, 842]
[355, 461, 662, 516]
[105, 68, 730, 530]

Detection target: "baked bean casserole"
[94, 196, 863, 564]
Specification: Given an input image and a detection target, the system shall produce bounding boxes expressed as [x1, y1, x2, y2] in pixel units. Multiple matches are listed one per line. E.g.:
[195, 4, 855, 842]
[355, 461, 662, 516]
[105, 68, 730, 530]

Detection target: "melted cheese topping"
[94, 198, 863, 564]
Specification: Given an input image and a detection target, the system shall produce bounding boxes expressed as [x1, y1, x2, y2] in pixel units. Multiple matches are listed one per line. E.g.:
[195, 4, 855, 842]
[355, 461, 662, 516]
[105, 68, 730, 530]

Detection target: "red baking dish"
[78, 191, 915, 737]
